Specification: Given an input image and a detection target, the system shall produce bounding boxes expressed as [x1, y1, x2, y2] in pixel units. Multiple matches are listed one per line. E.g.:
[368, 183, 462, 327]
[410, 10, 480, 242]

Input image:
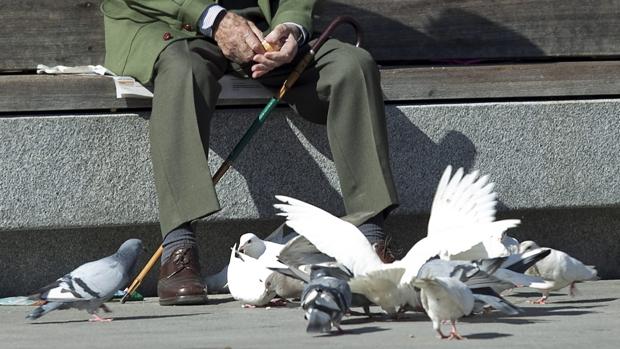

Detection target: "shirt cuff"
[283, 22, 309, 46]
[199, 4, 227, 38]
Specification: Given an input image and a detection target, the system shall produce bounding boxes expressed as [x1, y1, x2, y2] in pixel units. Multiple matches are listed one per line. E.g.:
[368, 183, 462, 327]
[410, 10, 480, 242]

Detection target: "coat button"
[163, 32, 173, 40]
[182, 24, 193, 31]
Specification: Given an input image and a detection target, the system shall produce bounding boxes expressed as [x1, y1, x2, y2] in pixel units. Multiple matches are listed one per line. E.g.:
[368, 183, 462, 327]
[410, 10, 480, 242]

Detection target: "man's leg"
[150, 39, 228, 305]
[258, 39, 399, 260]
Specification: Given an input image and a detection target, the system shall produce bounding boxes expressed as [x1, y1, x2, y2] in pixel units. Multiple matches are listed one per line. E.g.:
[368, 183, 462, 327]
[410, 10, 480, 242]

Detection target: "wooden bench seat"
[2, 61, 620, 112]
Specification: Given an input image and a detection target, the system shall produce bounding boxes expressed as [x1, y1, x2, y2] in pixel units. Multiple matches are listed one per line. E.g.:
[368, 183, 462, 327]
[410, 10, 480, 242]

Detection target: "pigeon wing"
[274, 195, 383, 276]
[37, 257, 124, 302]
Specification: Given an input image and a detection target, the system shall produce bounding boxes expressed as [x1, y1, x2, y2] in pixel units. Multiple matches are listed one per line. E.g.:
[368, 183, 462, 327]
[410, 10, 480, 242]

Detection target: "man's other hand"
[214, 12, 265, 64]
[251, 24, 300, 78]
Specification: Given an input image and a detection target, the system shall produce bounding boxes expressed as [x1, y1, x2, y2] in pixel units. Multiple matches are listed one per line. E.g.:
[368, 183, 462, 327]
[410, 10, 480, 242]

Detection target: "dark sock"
[358, 211, 386, 244]
[161, 222, 196, 264]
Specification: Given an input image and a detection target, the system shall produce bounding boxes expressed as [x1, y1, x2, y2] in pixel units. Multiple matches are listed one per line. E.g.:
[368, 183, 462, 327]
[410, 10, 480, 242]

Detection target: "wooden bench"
[1, 0, 619, 297]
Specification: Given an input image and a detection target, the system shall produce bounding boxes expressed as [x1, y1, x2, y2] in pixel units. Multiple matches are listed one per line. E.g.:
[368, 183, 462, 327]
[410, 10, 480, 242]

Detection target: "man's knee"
[330, 46, 379, 85]
[156, 41, 194, 78]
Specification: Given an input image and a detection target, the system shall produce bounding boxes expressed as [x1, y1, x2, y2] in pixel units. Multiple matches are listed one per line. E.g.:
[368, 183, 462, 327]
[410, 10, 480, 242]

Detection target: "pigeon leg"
[447, 321, 465, 340]
[434, 320, 449, 339]
[532, 297, 547, 304]
[569, 282, 578, 297]
[336, 325, 345, 335]
[88, 314, 113, 322]
[99, 304, 112, 313]
[532, 290, 550, 304]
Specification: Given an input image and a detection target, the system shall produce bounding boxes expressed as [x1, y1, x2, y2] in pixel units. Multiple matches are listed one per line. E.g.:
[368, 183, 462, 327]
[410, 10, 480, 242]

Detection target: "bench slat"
[1, 0, 619, 71]
[315, 0, 620, 62]
[2, 61, 619, 113]
[381, 61, 620, 101]
[1, 1, 104, 71]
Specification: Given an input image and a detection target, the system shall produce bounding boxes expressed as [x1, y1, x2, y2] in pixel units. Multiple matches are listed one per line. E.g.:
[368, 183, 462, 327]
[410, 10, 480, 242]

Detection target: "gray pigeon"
[301, 265, 352, 334]
[26, 239, 144, 322]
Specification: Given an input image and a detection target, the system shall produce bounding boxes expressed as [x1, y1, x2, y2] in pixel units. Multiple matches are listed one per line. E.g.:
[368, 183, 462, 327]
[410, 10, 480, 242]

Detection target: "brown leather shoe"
[158, 245, 208, 306]
[372, 240, 396, 264]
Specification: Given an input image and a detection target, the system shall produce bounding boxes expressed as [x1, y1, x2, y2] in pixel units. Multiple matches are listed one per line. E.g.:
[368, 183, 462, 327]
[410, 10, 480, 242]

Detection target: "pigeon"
[519, 240, 598, 303]
[412, 257, 522, 339]
[301, 265, 352, 334]
[226, 243, 278, 307]
[26, 239, 144, 322]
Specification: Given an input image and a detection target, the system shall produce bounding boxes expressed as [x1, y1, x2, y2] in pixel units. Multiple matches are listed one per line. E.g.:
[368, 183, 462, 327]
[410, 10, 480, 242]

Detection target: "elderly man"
[101, 0, 399, 306]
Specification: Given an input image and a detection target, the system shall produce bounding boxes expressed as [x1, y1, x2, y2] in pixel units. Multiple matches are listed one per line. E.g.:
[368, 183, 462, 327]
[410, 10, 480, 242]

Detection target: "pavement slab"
[1, 280, 618, 349]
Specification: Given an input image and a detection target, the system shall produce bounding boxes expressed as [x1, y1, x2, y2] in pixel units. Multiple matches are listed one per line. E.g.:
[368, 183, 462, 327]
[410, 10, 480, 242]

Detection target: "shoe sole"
[159, 294, 208, 306]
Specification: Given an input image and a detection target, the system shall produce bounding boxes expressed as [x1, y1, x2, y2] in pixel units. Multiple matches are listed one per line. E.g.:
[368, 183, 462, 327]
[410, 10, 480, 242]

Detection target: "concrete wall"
[1, 99, 619, 296]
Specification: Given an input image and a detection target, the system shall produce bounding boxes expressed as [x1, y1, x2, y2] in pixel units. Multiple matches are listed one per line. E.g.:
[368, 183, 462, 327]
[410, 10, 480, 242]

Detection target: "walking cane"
[121, 16, 363, 303]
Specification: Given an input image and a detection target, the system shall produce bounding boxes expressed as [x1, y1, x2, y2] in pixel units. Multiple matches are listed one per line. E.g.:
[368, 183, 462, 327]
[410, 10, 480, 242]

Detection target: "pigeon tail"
[26, 302, 65, 320]
[473, 294, 522, 315]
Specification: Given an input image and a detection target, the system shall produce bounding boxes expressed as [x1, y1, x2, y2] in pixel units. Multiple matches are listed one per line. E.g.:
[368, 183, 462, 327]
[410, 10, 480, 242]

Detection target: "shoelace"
[166, 248, 197, 279]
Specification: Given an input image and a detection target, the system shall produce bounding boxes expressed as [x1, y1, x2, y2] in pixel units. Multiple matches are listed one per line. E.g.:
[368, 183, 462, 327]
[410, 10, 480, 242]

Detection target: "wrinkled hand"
[251, 24, 301, 78]
[214, 12, 265, 65]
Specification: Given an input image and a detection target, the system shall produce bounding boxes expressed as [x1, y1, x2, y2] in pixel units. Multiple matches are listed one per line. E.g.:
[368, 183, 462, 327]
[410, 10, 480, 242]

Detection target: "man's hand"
[251, 24, 301, 78]
[214, 12, 266, 65]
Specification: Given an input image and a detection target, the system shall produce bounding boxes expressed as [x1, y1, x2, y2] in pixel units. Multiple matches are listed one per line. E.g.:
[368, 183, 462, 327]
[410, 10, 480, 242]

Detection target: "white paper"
[36, 64, 115, 76]
[112, 76, 154, 99]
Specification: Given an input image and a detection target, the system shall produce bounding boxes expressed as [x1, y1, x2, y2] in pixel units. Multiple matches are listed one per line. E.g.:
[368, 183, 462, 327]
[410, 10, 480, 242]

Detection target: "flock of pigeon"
[25, 166, 599, 339]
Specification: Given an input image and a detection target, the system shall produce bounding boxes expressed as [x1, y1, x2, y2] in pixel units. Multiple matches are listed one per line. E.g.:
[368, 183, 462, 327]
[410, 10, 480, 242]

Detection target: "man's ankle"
[162, 222, 196, 264]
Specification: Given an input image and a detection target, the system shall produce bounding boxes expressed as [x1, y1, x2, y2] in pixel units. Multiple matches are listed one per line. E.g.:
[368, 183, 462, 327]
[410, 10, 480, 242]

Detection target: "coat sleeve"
[119, 0, 215, 28]
[270, 0, 316, 34]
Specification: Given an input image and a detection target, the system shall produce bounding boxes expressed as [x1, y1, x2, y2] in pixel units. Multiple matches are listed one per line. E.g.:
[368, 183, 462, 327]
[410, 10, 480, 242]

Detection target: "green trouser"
[151, 38, 399, 236]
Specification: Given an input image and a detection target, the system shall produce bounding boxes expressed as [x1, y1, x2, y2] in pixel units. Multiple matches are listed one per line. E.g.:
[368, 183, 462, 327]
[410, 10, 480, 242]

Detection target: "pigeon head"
[116, 239, 145, 267]
[305, 308, 333, 333]
[519, 240, 540, 253]
[238, 233, 266, 258]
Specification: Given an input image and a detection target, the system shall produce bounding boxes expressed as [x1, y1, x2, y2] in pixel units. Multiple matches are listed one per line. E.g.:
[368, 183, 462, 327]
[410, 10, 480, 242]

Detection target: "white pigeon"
[412, 258, 523, 339]
[413, 272, 475, 339]
[518, 240, 598, 304]
[26, 239, 144, 322]
[227, 243, 278, 307]
[204, 230, 296, 295]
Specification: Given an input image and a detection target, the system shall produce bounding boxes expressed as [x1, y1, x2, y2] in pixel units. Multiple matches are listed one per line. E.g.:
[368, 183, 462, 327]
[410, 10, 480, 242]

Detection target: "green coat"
[101, 0, 316, 83]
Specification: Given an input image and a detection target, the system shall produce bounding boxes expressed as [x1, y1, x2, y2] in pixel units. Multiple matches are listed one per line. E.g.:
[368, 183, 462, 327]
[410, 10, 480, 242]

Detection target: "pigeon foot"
[89, 314, 112, 322]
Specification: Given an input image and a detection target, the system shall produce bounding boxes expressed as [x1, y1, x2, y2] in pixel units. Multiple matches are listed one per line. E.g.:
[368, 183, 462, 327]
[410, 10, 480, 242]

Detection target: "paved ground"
[1, 280, 618, 349]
